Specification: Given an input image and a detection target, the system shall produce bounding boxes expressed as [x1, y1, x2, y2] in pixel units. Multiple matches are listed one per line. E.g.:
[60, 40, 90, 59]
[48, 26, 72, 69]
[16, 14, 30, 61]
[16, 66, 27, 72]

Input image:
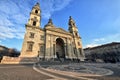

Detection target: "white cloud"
[85, 43, 99, 48]
[0, 0, 74, 41]
[0, 14, 14, 27]
[0, 0, 20, 15]
[84, 33, 120, 48]
[93, 38, 105, 42]
[84, 38, 105, 48]
[0, 24, 25, 40]
[0, 12, 25, 40]
[0, 0, 28, 41]
[0, 0, 73, 41]
[40, 0, 73, 19]
[11, 14, 28, 24]
[103, 33, 120, 43]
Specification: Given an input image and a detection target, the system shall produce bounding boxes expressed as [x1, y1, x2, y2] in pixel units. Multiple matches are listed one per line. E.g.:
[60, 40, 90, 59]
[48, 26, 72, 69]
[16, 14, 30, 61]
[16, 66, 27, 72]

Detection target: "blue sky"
[0, 0, 120, 51]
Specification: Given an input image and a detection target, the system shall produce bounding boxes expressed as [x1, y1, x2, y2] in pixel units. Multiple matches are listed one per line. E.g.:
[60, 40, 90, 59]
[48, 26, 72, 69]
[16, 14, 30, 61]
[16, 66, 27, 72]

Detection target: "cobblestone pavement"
[38, 62, 120, 80]
[47, 64, 112, 76]
[34, 64, 98, 80]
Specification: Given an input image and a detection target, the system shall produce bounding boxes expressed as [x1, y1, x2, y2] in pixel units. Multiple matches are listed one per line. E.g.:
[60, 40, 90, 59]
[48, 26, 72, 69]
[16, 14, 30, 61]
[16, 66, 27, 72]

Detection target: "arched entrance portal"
[56, 38, 65, 60]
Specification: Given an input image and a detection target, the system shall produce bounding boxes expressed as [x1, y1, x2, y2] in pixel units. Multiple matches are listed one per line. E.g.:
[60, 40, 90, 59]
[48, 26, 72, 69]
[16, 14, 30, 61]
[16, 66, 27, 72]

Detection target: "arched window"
[75, 32, 78, 36]
[33, 21, 36, 26]
[35, 10, 38, 14]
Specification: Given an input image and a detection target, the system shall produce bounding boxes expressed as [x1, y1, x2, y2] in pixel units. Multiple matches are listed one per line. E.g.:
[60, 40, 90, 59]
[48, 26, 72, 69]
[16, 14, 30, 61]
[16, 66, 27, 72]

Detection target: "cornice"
[45, 28, 72, 36]
[32, 6, 40, 10]
[25, 24, 44, 31]
[30, 12, 40, 16]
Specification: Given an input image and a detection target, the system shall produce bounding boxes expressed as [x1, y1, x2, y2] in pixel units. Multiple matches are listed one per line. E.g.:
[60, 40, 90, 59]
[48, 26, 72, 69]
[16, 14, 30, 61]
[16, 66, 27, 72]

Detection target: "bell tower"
[68, 16, 85, 61]
[20, 2, 42, 63]
[68, 16, 79, 37]
[26, 2, 41, 28]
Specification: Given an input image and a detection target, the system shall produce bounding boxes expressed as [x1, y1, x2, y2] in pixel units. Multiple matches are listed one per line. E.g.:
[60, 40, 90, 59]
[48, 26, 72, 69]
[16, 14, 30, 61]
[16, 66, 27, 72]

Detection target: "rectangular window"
[29, 32, 35, 38]
[40, 45, 44, 52]
[78, 42, 80, 46]
[40, 35, 44, 40]
[27, 42, 34, 51]
[79, 48, 83, 56]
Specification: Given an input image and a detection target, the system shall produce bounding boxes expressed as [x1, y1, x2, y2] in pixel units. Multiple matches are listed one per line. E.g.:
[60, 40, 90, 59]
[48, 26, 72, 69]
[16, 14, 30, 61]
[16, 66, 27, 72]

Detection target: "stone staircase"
[1, 56, 37, 64]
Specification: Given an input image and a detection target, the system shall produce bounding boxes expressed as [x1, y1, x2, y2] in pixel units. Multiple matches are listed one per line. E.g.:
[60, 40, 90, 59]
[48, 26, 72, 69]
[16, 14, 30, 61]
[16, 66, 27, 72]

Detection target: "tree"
[8, 48, 20, 57]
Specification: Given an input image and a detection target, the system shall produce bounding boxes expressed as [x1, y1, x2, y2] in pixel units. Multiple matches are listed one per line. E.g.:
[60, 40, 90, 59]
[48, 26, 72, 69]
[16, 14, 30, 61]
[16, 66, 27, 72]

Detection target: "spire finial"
[69, 16, 73, 20]
[68, 16, 76, 27]
[45, 18, 54, 27]
[69, 16, 74, 22]
[36, 2, 39, 5]
[48, 18, 53, 25]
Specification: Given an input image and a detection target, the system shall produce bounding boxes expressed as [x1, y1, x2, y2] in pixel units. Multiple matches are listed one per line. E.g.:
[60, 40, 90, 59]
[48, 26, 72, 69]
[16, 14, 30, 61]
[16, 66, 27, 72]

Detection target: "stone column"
[67, 38, 72, 59]
[64, 43, 67, 58]
[54, 42, 57, 58]
[50, 35, 54, 59]
[45, 34, 51, 60]
[69, 39, 74, 59]
[53, 36, 56, 60]
[71, 39, 76, 59]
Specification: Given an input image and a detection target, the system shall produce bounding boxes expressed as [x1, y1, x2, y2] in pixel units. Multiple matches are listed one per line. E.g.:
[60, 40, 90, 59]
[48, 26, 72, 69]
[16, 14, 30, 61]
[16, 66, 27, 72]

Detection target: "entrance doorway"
[56, 38, 65, 60]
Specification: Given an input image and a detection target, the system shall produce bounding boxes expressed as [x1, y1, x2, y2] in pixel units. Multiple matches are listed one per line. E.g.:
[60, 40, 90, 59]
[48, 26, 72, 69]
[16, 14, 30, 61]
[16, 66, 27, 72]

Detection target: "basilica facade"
[21, 3, 85, 61]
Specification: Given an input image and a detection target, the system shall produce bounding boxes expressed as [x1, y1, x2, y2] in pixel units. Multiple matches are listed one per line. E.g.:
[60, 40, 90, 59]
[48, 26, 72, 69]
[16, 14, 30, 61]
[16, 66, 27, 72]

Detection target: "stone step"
[1, 56, 37, 64]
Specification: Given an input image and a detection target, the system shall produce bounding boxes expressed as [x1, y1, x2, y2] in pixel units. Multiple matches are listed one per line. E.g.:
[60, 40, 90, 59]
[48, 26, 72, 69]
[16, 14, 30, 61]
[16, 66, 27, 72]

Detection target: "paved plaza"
[0, 64, 51, 80]
[0, 63, 120, 80]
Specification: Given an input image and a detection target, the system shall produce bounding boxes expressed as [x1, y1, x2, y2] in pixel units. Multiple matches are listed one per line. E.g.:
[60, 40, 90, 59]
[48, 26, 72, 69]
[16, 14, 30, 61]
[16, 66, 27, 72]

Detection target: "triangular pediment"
[45, 27, 71, 35]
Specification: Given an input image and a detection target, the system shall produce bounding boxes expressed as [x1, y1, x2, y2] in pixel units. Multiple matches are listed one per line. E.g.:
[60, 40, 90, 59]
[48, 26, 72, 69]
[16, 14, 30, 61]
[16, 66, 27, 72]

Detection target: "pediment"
[46, 27, 71, 35]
